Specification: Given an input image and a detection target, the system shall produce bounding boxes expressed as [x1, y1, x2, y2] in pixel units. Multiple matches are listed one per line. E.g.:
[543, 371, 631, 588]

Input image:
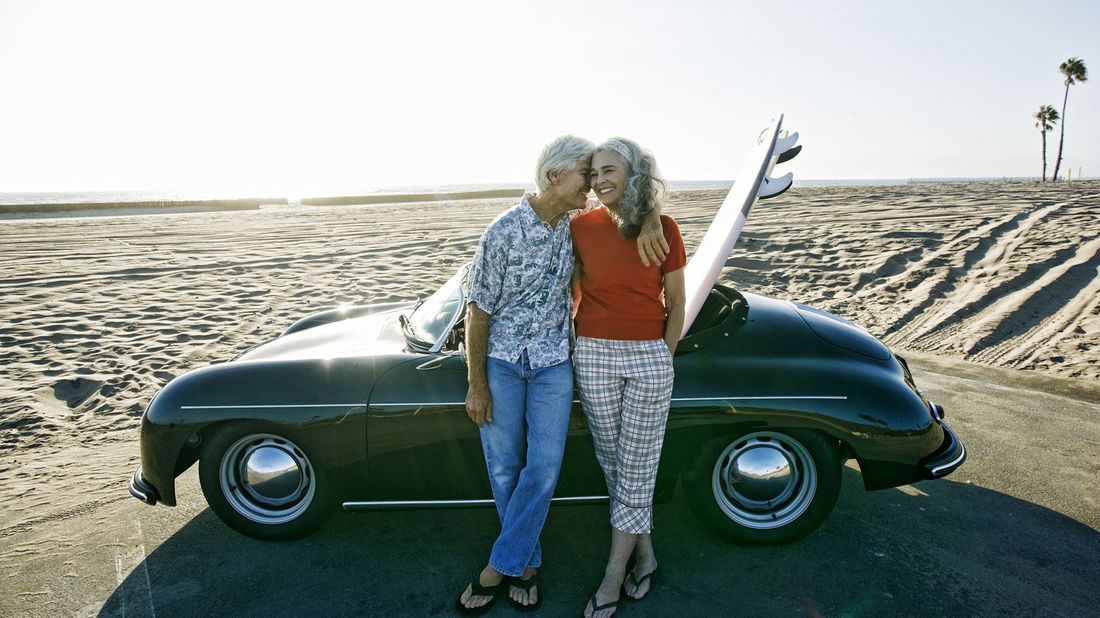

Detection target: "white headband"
[598, 140, 633, 165]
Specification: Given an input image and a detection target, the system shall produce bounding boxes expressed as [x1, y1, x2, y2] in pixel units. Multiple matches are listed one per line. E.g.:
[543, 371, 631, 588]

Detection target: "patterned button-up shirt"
[467, 195, 574, 369]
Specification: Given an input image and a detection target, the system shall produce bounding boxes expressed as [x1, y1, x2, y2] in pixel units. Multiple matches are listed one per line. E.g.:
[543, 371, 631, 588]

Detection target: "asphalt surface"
[5, 355, 1099, 617]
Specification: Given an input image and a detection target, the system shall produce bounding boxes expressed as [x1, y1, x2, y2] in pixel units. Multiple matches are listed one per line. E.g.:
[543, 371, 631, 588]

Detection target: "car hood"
[789, 302, 891, 360]
[238, 309, 407, 362]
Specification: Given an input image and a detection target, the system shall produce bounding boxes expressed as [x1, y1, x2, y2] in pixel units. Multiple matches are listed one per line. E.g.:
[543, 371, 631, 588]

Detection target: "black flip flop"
[455, 576, 506, 615]
[622, 567, 660, 601]
[583, 593, 619, 617]
[507, 571, 542, 612]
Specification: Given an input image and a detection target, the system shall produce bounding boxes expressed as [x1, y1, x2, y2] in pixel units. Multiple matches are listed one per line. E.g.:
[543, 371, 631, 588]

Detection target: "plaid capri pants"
[574, 336, 675, 534]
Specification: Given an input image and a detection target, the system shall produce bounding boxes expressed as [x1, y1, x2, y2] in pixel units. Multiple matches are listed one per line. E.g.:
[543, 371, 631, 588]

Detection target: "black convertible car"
[129, 263, 966, 544]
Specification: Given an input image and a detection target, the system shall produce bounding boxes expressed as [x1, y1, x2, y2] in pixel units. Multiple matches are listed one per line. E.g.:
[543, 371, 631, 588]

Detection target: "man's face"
[553, 158, 592, 210]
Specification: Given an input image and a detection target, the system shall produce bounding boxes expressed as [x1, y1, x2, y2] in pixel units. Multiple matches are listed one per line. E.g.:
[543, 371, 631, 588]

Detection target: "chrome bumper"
[920, 422, 966, 479]
[128, 467, 160, 505]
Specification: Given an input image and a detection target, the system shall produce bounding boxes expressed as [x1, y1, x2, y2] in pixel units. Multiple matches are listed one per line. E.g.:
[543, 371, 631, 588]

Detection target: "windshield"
[406, 266, 467, 349]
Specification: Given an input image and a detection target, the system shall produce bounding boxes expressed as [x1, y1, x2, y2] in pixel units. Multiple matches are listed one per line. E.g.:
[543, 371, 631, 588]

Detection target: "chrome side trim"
[348, 498, 494, 507]
[670, 396, 848, 402]
[185, 396, 849, 410]
[931, 443, 967, 476]
[180, 403, 365, 410]
[368, 402, 467, 407]
[546, 495, 610, 504]
[368, 396, 848, 408]
[342, 495, 609, 509]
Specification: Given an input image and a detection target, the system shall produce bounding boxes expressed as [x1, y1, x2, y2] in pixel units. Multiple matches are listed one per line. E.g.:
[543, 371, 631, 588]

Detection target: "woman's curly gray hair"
[594, 137, 667, 239]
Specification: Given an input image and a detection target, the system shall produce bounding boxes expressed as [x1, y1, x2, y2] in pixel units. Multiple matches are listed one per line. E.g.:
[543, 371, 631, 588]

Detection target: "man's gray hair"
[535, 135, 595, 193]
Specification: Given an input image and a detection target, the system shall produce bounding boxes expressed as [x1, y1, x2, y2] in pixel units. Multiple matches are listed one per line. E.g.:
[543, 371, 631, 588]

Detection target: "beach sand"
[1, 180, 1098, 611]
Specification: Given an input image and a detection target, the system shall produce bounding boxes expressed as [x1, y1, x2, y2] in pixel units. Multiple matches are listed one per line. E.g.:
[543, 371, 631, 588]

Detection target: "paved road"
[5, 356, 1099, 617]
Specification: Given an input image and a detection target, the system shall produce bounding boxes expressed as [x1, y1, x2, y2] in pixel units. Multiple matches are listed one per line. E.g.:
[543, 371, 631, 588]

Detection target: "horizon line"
[2, 175, 1097, 197]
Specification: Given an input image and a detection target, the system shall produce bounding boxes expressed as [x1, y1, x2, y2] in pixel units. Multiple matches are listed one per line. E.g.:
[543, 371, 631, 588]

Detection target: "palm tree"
[1034, 105, 1059, 182]
[1052, 57, 1087, 182]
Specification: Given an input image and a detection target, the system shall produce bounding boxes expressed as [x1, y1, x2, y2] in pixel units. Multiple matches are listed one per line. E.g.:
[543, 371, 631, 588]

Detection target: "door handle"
[416, 343, 466, 371]
[416, 356, 447, 370]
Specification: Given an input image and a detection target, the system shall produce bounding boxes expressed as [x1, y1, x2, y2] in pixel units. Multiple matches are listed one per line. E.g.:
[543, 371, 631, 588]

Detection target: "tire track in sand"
[963, 234, 1100, 365]
[865, 207, 1041, 340]
[894, 199, 1071, 342]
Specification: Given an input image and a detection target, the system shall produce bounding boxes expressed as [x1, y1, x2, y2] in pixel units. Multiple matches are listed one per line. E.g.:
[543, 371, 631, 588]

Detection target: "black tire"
[683, 429, 841, 545]
[199, 421, 335, 540]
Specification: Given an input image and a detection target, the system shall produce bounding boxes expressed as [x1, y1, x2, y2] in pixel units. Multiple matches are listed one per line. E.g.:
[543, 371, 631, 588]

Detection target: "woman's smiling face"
[590, 150, 629, 208]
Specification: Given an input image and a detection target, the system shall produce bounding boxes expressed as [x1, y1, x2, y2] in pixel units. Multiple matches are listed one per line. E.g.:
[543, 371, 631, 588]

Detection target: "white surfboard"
[680, 115, 796, 338]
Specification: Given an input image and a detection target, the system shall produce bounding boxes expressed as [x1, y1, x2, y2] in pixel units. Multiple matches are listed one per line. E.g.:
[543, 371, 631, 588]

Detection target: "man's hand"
[466, 381, 493, 427]
[637, 215, 670, 267]
[465, 302, 493, 426]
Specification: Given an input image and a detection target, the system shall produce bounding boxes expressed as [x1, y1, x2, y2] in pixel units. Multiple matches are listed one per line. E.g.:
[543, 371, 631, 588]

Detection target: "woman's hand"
[662, 268, 686, 354]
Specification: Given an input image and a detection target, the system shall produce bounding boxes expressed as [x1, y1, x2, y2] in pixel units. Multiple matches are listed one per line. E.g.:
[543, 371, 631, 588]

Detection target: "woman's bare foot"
[622, 559, 657, 600]
[509, 567, 539, 607]
[458, 565, 505, 611]
[582, 570, 623, 617]
[624, 537, 658, 600]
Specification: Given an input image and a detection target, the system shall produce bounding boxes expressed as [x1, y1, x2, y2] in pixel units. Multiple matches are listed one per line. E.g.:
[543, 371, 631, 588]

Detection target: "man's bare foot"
[508, 567, 539, 607]
[458, 565, 505, 611]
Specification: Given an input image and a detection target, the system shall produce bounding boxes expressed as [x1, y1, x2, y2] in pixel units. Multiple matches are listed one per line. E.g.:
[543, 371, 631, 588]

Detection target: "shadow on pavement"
[101, 467, 1099, 616]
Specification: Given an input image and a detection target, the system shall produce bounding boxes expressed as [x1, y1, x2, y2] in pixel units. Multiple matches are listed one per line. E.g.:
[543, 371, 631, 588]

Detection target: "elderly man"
[456, 136, 667, 613]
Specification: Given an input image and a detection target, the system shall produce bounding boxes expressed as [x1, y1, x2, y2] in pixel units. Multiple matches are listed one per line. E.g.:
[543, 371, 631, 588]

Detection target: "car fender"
[665, 348, 941, 491]
[139, 354, 409, 507]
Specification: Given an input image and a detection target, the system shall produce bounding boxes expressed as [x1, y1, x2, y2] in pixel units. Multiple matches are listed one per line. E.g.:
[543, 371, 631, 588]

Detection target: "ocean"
[0, 178, 1066, 214]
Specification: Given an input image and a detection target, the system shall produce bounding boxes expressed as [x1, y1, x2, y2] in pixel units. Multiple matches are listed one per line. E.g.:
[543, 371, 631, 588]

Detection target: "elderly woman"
[572, 138, 686, 617]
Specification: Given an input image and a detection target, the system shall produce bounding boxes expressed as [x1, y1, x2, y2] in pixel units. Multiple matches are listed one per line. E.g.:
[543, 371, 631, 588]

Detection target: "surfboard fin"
[776, 144, 802, 164]
[758, 172, 794, 199]
[773, 132, 799, 154]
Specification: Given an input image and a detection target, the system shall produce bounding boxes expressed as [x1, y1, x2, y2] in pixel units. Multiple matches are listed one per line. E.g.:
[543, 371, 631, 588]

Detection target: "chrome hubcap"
[243, 445, 304, 504]
[711, 432, 817, 530]
[220, 434, 315, 524]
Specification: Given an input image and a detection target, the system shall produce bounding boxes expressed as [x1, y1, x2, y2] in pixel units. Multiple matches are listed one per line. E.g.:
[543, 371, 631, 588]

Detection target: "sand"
[696, 181, 1100, 379]
[0, 181, 1098, 611]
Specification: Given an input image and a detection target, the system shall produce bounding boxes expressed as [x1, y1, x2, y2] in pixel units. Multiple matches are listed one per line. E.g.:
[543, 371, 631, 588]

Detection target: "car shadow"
[101, 468, 1099, 617]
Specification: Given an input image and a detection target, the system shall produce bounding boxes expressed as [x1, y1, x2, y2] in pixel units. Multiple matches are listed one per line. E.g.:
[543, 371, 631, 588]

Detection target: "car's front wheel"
[684, 429, 841, 545]
[199, 422, 335, 540]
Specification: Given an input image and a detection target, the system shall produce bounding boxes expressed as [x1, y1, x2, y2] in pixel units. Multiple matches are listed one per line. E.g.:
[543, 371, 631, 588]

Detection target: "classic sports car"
[128, 263, 966, 544]
[129, 117, 965, 543]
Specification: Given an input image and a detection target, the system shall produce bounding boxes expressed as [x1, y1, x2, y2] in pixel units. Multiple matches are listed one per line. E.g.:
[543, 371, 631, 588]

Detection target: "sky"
[0, 0, 1097, 195]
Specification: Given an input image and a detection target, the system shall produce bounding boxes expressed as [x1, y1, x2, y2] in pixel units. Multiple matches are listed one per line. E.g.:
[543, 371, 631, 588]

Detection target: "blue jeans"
[481, 351, 573, 577]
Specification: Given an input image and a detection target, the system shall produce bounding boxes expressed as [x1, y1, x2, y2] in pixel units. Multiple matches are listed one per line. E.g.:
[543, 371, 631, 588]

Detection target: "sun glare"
[0, 1, 1097, 193]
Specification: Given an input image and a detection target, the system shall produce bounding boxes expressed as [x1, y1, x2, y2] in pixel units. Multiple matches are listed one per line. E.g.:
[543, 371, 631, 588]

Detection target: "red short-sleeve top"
[571, 207, 687, 340]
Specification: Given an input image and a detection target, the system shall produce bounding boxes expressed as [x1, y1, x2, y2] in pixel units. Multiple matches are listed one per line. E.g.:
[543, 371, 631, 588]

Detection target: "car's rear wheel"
[684, 429, 841, 545]
[199, 422, 335, 539]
